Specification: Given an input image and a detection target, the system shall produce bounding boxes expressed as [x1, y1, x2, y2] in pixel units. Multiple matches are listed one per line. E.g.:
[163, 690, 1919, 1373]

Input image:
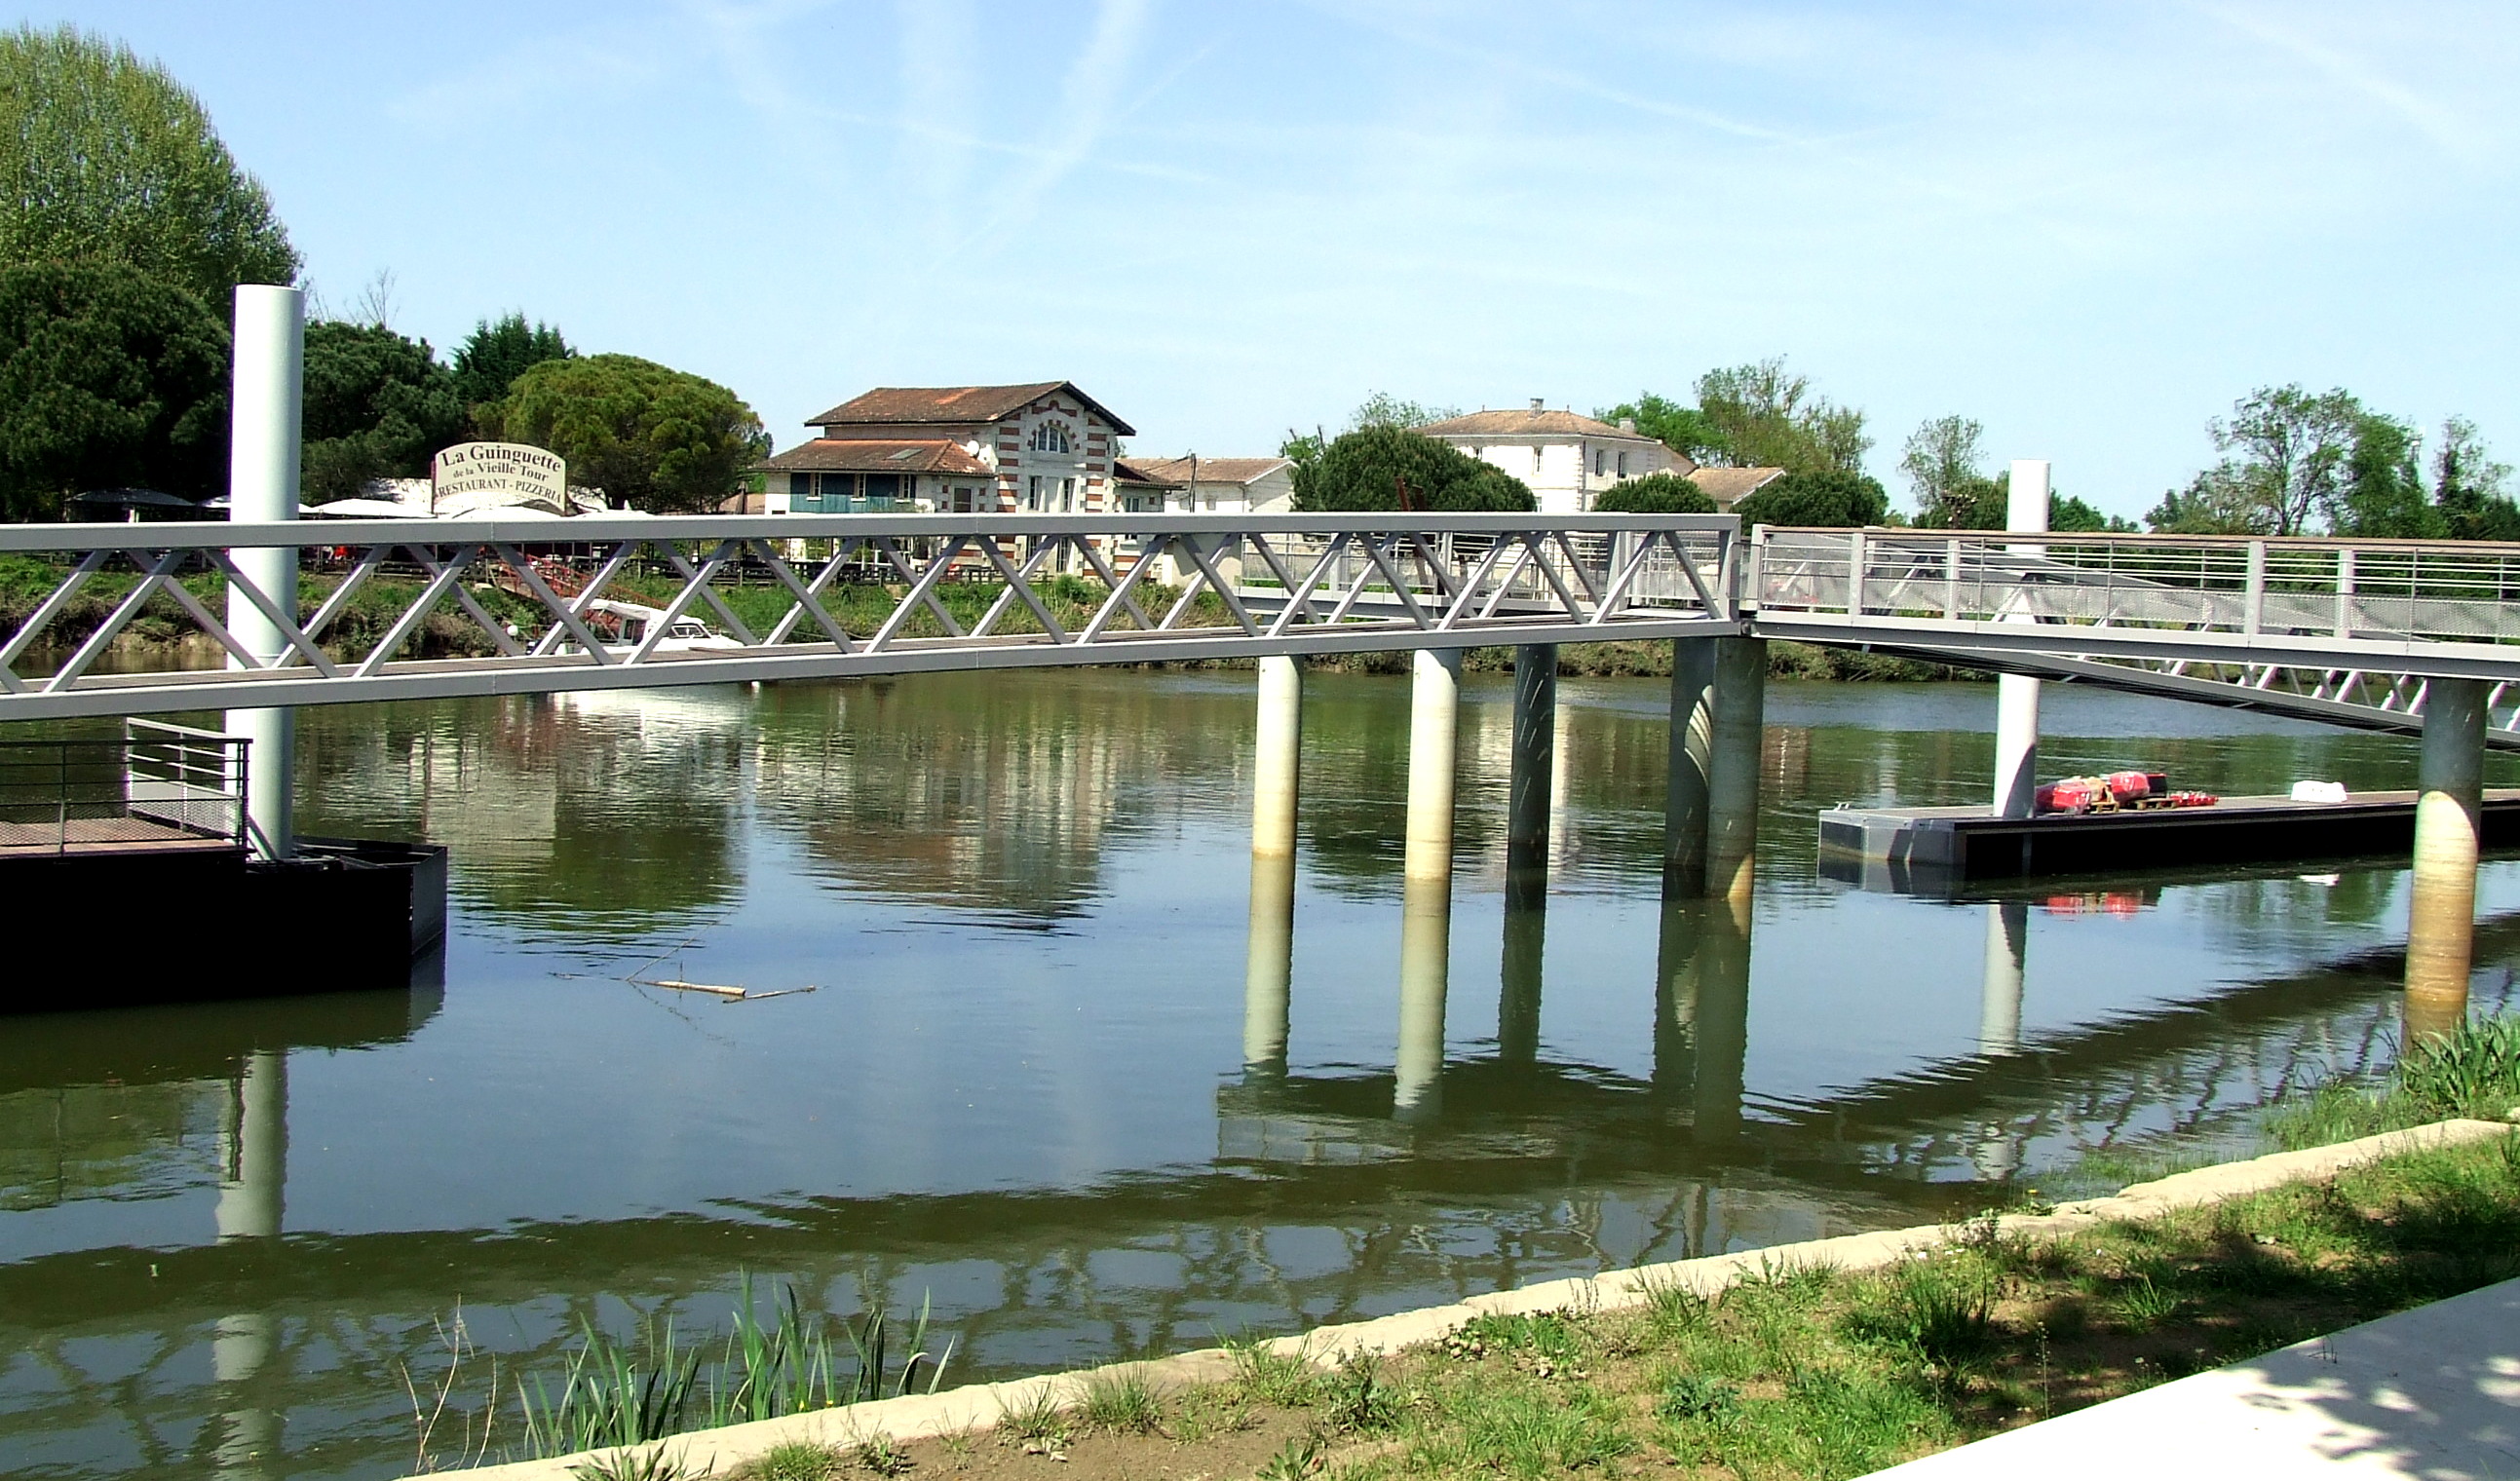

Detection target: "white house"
[1125, 456, 1295, 514]
[752, 381, 1135, 515]
[1412, 400, 1785, 513]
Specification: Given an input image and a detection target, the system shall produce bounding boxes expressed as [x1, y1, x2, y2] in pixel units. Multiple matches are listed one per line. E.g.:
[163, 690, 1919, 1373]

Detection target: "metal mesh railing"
[0, 721, 245, 853]
[1752, 528, 2520, 646]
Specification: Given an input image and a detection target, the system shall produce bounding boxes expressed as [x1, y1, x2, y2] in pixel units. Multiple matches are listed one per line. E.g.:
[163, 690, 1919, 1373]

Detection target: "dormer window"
[1029, 423, 1073, 455]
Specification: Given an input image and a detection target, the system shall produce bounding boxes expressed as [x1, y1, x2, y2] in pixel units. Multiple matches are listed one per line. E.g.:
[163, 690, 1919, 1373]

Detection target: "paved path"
[1868, 1276, 2520, 1479]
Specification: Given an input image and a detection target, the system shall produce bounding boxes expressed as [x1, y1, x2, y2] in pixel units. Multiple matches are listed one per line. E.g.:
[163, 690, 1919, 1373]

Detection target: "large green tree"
[478, 354, 769, 513]
[2432, 416, 2520, 541]
[1899, 414, 1989, 526]
[1695, 359, 1869, 473]
[2152, 385, 2362, 536]
[1729, 469, 1890, 528]
[0, 259, 227, 518]
[452, 312, 572, 413]
[0, 24, 297, 303]
[1591, 471, 1713, 514]
[1595, 391, 1730, 465]
[300, 321, 467, 504]
[2329, 411, 2443, 539]
[1289, 425, 1535, 513]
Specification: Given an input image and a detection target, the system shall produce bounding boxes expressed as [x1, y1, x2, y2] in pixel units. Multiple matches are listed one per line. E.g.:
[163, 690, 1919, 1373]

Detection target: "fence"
[0, 720, 247, 854]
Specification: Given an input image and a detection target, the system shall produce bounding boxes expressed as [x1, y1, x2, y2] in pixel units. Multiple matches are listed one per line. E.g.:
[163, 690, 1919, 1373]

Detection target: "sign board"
[431, 442, 568, 513]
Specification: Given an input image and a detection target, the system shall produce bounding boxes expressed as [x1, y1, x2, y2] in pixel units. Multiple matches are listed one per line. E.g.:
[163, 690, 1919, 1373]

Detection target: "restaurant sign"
[431, 442, 569, 513]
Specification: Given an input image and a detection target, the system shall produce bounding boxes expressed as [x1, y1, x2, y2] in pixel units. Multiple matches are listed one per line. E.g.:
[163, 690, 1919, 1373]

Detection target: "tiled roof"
[1111, 458, 1184, 489]
[757, 439, 993, 476]
[1688, 467, 1788, 506]
[1128, 456, 1291, 486]
[804, 381, 1136, 437]
[1413, 408, 1661, 441]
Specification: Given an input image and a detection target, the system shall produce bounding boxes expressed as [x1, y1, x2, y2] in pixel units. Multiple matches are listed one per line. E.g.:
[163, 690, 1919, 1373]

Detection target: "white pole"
[224, 286, 304, 860]
[1993, 459, 2049, 819]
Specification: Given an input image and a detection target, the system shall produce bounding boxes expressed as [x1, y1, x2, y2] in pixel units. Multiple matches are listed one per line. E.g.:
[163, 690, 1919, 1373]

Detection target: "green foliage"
[736, 1440, 841, 1481]
[2433, 416, 2520, 541]
[1344, 390, 1457, 432]
[480, 354, 769, 513]
[1322, 1349, 1402, 1434]
[1077, 1366, 1163, 1434]
[300, 320, 466, 504]
[1591, 471, 1713, 514]
[2395, 1013, 2520, 1120]
[1656, 1372, 1739, 1422]
[1851, 1260, 1998, 1367]
[0, 258, 227, 517]
[1288, 424, 1535, 513]
[2152, 384, 2361, 535]
[0, 24, 298, 302]
[1900, 414, 1986, 525]
[2331, 411, 2444, 539]
[2049, 492, 2136, 533]
[1730, 468, 1890, 528]
[567, 1443, 709, 1481]
[1695, 358, 1870, 473]
[454, 312, 574, 413]
[1596, 391, 1730, 464]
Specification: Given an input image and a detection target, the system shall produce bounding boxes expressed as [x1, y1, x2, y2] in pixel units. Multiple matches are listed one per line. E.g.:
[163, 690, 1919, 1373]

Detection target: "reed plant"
[513, 1279, 959, 1462]
[2269, 1011, 2520, 1150]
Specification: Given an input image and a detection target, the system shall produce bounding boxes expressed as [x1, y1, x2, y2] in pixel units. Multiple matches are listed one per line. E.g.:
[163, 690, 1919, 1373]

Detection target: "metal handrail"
[0, 721, 247, 853]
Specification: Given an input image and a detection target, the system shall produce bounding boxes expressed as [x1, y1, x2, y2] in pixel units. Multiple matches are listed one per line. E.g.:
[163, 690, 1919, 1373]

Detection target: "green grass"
[1077, 1365, 1164, 1435]
[2268, 1013, 2520, 1150]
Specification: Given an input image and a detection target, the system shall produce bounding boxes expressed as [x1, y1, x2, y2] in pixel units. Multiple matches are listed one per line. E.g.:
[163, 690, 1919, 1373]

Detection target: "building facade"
[1412, 400, 1785, 513]
[1125, 456, 1295, 515]
[753, 382, 1137, 516]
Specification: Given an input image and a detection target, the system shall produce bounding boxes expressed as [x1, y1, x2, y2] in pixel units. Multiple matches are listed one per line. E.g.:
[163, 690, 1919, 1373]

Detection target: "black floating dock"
[1819, 788, 2520, 886]
[0, 835, 447, 1013]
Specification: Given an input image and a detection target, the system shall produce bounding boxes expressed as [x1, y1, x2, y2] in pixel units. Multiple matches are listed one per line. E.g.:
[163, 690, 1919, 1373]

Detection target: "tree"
[2329, 411, 2443, 539]
[1595, 392, 1730, 465]
[2048, 492, 2135, 534]
[1729, 469, 1889, 528]
[1289, 425, 1535, 513]
[0, 259, 226, 518]
[2147, 467, 2271, 535]
[0, 25, 297, 303]
[1694, 359, 1869, 473]
[1345, 391, 1458, 432]
[1900, 415, 1988, 525]
[1592, 471, 1714, 514]
[299, 321, 467, 504]
[477, 354, 770, 513]
[2210, 384, 2362, 535]
[2433, 416, 2520, 541]
[452, 312, 573, 413]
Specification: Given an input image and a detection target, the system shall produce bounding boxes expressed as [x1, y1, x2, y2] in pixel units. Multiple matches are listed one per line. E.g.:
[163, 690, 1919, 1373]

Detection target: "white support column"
[1243, 657, 1303, 1074]
[1993, 459, 2050, 820]
[2407, 678, 2487, 1042]
[224, 285, 304, 861]
[1395, 648, 1461, 1121]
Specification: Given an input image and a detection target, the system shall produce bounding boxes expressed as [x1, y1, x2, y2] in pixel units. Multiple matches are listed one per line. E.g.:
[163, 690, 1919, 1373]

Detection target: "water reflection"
[11, 673, 2520, 1481]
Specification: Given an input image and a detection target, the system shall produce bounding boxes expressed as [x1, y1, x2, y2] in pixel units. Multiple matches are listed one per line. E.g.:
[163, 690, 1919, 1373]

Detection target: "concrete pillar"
[1978, 900, 2027, 1056]
[225, 285, 304, 861]
[1664, 638, 1716, 897]
[1993, 460, 2049, 820]
[1394, 648, 1461, 1121]
[1705, 636, 1767, 904]
[1507, 645, 1555, 886]
[2406, 677, 2488, 1041]
[1243, 656, 1303, 1073]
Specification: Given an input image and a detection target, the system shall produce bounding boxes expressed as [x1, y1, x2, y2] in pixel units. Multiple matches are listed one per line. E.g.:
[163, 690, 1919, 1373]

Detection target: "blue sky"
[27, 1, 2520, 518]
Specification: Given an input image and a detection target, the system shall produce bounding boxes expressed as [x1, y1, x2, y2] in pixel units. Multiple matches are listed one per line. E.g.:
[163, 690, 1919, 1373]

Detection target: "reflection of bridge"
[1, 885, 2490, 1481]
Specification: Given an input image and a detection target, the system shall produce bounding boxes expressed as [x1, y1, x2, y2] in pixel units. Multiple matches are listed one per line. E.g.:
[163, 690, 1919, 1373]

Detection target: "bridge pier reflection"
[1500, 647, 1555, 1072]
[213, 1048, 286, 1481]
[1653, 898, 1752, 1139]
[1979, 900, 2027, 1056]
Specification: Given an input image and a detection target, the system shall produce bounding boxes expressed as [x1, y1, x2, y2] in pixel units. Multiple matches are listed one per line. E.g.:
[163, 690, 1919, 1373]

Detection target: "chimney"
[1529, 398, 1545, 413]
[1618, 417, 1637, 434]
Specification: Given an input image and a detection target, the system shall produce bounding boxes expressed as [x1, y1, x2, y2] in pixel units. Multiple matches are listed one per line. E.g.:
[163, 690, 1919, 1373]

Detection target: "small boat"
[558, 599, 746, 656]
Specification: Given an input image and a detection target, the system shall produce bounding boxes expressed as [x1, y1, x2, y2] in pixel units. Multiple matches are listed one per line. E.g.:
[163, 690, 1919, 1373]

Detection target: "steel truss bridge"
[5, 514, 2520, 742]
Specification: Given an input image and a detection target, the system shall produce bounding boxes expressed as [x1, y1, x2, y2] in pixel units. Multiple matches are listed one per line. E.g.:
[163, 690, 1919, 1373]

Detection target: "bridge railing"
[1752, 527, 2520, 646]
[0, 513, 1738, 717]
[0, 719, 246, 852]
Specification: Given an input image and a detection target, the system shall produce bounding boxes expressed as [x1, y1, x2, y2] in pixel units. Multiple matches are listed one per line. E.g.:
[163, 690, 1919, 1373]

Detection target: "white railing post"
[1846, 528, 1868, 615]
[2336, 547, 2356, 639]
[1944, 537, 1962, 620]
[2242, 539, 2268, 637]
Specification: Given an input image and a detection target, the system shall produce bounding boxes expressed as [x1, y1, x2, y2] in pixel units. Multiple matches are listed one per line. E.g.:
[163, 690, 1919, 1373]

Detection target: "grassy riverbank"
[488, 1020, 2520, 1481]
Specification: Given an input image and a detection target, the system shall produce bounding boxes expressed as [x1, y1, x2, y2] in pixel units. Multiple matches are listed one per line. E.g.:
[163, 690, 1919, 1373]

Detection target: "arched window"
[1029, 422, 1072, 455]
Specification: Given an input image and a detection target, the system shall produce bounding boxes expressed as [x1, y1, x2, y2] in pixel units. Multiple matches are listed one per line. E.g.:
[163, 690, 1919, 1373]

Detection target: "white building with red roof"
[1413, 399, 1783, 513]
[752, 381, 1136, 514]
